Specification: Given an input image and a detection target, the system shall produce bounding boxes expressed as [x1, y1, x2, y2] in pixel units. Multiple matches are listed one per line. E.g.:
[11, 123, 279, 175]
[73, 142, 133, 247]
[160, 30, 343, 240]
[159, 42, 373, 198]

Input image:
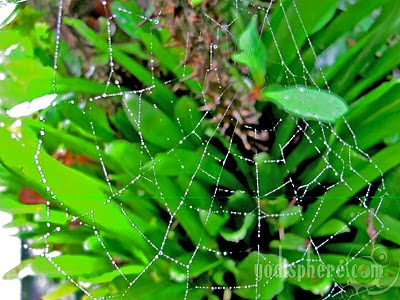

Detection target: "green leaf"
[312, 218, 350, 238]
[137, 174, 217, 249]
[105, 140, 148, 175]
[0, 49, 120, 107]
[270, 233, 307, 252]
[292, 141, 400, 237]
[42, 282, 78, 300]
[312, 0, 384, 52]
[298, 81, 400, 183]
[233, 16, 267, 86]
[283, 251, 400, 291]
[148, 149, 243, 189]
[261, 85, 348, 122]
[262, 197, 289, 215]
[271, 115, 297, 159]
[111, 1, 201, 94]
[177, 252, 222, 277]
[123, 94, 186, 150]
[109, 108, 140, 143]
[33, 209, 70, 225]
[0, 122, 153, 253]
[65, 17, 178, 115]
[345, 42, 400, 100]
[215, 134, 255, 190]
[30, 231, 87, 248]
[0, 193, 44, 214]
[4, 255, 112, 279]
[288, 272, 332, 296]
[276, 284, 295, 300]
[221, 214, 256, 243]
[59, 40, 81, 77]
[123, 274, 208, 299]
[298, 0, 384, 75]
[265, 0, 338, 80]
[176, 176, 210, 209]
[110, 0, 142, 36]
[189, 0, 204, 6]
[82, 264, 145, 284]
[77, 102, 117, 142]
[255, 153, 285, 196]
[0, 58, 53, 105]
[326, 0, 400, 94]
[174, 96, 205, 142]
[26, 119, 100, 162]
[0, 28, 33, 55]
[337, 205, 400, 246]
[279, 206, 302, 229]
[371, 166, 400, 219]
[235, 252, 287, 300]
[199, 211, 229, 237]
[344, 82, 400, 150]
[80, 284, 118, 300]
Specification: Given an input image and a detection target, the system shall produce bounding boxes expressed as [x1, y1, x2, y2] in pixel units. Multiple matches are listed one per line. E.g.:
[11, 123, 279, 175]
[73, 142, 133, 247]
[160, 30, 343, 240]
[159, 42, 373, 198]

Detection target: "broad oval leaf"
[262, 85, 348, 122]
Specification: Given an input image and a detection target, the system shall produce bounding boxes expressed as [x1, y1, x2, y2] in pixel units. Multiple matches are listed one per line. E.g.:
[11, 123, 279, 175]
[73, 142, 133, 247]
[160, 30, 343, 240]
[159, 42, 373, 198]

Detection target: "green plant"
[1, 0, 400, 299]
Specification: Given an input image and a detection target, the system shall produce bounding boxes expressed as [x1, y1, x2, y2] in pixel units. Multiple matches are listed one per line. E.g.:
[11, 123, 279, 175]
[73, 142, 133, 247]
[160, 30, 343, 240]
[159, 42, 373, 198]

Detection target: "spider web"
[20, 0, 389, 299]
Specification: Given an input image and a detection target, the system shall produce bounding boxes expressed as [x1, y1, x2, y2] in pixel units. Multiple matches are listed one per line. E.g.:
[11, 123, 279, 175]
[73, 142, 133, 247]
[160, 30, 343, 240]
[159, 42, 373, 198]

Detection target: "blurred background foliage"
[0, 0, 400, 299]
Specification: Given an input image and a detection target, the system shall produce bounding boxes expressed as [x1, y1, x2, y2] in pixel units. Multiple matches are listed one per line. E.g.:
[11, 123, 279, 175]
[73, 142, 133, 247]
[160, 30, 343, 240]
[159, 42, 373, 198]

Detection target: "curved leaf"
[262, 85, 348, 122]
[124, 94, 190, 150]
[233, 16, 267, 86]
